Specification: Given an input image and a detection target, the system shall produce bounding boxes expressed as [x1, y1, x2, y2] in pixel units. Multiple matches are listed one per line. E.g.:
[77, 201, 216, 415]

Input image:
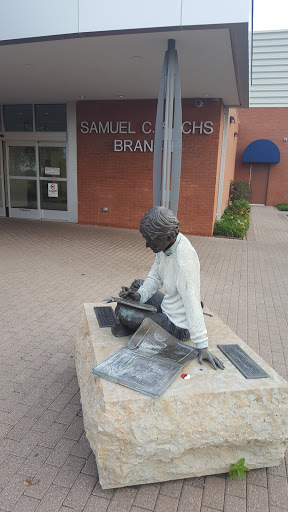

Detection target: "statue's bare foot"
[111, 322, 134, 337]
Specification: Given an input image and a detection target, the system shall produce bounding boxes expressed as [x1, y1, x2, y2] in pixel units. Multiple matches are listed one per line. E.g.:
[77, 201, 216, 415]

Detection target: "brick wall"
[234, 108, 288, 205]
[77, 98, 224, 236]
[178, 99, 224, 236]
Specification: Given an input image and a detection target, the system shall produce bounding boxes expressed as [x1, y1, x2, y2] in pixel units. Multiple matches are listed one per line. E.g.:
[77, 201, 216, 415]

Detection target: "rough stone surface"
[75, 303, 288, 489]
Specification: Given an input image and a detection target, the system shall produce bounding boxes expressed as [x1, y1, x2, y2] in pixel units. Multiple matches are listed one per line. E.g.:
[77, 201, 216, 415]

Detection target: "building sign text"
[80, 120, 214, 152]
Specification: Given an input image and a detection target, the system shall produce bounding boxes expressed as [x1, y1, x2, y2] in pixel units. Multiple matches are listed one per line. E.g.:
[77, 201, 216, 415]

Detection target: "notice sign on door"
[45, 167, 60, 176]
[48, 183, 58, 198]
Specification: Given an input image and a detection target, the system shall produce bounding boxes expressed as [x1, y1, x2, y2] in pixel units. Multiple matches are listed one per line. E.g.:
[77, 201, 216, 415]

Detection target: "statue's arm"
[177, 259, 224, 370]
[176, 264, 208, 350]
[137, 255, 163, 303]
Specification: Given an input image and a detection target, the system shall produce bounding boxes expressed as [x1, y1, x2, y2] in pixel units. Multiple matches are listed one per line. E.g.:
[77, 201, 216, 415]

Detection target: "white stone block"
[75, 303, 288, 489]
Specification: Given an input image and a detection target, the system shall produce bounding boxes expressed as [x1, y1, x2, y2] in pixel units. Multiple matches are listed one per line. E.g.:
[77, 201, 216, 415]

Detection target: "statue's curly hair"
[139, 206, 179, 239]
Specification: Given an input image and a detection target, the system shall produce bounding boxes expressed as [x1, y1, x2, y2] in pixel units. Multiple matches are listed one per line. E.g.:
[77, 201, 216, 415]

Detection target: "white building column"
[67, 101, 78, 223]
[216, 107, 230, 220]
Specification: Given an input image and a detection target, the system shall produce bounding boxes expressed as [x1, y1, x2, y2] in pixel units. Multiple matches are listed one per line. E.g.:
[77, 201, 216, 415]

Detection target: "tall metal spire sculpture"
[153, 39, 182, 215]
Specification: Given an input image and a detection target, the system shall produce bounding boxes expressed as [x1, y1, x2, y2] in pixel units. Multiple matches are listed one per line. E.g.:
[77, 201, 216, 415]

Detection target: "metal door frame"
[6, 141, 41, 219]
[0, 142, 6, 216]
[5, 141, 69, 220]
[39, 141, 68, 221]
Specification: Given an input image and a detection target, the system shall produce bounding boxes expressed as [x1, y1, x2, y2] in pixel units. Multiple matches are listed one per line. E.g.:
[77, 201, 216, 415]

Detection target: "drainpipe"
[249, 164, 252, 186]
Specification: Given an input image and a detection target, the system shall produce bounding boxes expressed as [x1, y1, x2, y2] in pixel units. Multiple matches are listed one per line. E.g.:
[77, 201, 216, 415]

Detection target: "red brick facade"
[77, 99, 225, 236]
[76, 102, 288, 236]
[235, 108, 288, 205]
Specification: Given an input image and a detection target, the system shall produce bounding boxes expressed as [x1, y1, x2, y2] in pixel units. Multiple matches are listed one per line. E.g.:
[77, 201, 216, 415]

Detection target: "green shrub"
[275, 203, 288, 211]
[214, 199, 250, 238]
[214, 217, 248, 238]
[224, 199, 250, 217]
[214, 191, 251, 239]
[230, 180, 252, 202]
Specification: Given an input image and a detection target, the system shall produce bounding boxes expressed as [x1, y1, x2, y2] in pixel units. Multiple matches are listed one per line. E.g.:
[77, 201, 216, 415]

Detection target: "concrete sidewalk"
[0, 205, 287, 512]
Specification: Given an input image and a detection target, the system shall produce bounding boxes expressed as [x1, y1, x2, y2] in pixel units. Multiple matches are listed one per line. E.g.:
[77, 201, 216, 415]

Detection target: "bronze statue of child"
[112, 206, 224, 371]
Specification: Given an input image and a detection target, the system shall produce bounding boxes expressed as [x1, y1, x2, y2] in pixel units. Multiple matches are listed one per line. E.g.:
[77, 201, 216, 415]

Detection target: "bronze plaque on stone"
[217, 344, 269, 379]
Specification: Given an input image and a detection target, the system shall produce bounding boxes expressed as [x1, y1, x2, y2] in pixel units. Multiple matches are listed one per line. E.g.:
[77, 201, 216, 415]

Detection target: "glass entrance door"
[5, 142, 68, 220]
[6, 143, 40, 219]
[39, 144, 67, 219]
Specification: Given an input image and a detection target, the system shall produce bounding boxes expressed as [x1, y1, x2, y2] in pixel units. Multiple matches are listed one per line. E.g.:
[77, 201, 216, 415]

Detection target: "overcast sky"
[253, 0, 288, 30]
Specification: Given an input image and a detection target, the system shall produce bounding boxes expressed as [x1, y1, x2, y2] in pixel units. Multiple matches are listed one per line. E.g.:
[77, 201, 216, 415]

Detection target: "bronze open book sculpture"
[92, 317, 198, 397]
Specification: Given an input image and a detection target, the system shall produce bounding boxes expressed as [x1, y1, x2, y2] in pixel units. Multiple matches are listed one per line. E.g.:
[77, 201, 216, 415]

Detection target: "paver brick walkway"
[0, 205, 287, 511]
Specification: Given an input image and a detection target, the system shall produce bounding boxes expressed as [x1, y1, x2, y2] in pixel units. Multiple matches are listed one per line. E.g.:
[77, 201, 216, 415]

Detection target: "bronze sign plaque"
[217, 344, 269, 379]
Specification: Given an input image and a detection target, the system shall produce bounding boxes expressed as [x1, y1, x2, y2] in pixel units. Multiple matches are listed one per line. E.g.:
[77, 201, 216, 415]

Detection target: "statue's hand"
[119, 286, 141, 302]
[198, 348, 225, 370]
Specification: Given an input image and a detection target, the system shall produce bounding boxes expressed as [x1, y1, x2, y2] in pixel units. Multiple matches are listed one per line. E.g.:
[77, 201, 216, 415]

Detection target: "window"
[35, 104, 66, 132]
[2, 104, 67, 132]
[3, 105, 33, 131]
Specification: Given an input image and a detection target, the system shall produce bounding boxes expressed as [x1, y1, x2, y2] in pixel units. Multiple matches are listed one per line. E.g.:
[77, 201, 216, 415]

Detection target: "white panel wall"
[250, 30, 288, 107]
[1, 0, 251, 42]
[181, 0, 251, 26]
[79, 0, 181, 32]
[0, 0, 78, 41]
[79, 0, 251, 32]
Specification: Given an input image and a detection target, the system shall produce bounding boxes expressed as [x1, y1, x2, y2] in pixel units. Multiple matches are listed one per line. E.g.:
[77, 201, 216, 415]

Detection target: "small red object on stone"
[181, 373, 190, 380]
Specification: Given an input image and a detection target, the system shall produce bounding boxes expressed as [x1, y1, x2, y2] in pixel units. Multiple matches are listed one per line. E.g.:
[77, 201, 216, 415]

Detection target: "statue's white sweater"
[138, 233, 208, 349]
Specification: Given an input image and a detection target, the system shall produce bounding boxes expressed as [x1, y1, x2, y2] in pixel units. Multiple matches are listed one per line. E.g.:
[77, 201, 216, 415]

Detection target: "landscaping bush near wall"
[214, 199, 250, 238]
[229, 180, 252, 202]
[275, 203, 288, 211]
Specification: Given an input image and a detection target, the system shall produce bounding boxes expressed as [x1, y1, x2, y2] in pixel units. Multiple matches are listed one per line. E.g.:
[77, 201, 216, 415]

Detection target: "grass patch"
[275, 203, 288, 211]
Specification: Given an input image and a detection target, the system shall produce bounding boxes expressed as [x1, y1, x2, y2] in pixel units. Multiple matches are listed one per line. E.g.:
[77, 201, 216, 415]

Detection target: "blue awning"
[242, 139, 280, 163]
